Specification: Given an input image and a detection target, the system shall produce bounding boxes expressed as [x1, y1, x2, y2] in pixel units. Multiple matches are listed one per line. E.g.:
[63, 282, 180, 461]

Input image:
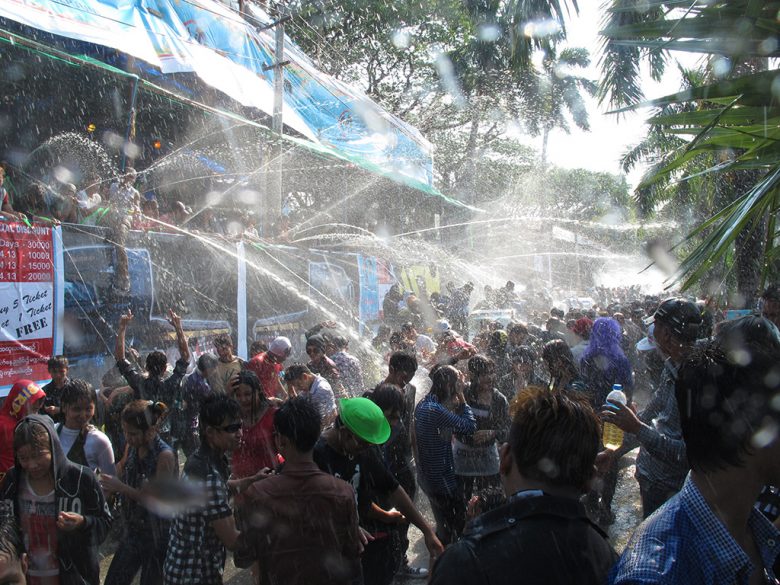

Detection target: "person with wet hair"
[305, 334, 344, 396]
[164, 394, 256, 585]
[100, 400, 176, 585]
[0, 518, 27, 585]
[498, 346, 543, 401]
[415, 365, 477, 545]
[283, 363, 337, 427]
[56, 378, 116, 475]
[430, 387, 616, 585]
[40, 356, 69, 422]
[210, 334, 245, 395]
[0, 415, 111, 585]
[760, 283, 780, 328]
[115, 309, 190, 445]
[542, 339, 586, 393]
[610, 328, 780, 585]
[239, 396, 362, 585]
[179, 353, 218, 457]
[454, 356, 510, 504]
[330, 335, 365, 397]
[230, 370, 277, 480]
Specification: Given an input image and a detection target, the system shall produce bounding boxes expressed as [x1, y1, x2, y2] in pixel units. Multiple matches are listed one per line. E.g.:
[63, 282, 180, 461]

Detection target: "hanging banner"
[0, 223, 64, 395]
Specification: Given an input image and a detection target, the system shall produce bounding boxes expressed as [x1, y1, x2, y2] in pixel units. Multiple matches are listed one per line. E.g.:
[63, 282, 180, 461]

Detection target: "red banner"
[0, 222, 56, 387]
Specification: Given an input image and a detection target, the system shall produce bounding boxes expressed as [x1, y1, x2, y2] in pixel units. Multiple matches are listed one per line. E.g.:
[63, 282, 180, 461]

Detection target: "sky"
[515, 3, 698, 186]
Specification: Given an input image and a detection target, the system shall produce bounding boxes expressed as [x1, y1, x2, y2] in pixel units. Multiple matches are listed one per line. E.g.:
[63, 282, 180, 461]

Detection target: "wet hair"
[213, 334, 233, 348]
[676, 342, 780, 473]
[60, 378, 97, 407]
[542, 340, 579, 380]
[197, 353, 218, 373]
[388, 351, 417, 376]
[0, 518, 24, 563]
[122, 400, 168, 431]
[713, 315, 780, 355]
[468, 355, 495, 379]
[762, 284, 780, 302]
[199, 394, 241, 434]
[47, 356, 68, 371]
[364, 384, 404, 414]
[305, 335, 326, 352]
[283, 363, 311, 383]
[235, 370, 268, 410]
[249, 340, 267, 357]
[510, 346, 536, 365]
[332, 335, 349, 350]
[429, 365, 459, 402]
[13, 419, 51, 453]
[145, 350, 168, 378]
[508, 323, 528, 338]
[274, 396, 321, 452]
[508, 386, 600, 492]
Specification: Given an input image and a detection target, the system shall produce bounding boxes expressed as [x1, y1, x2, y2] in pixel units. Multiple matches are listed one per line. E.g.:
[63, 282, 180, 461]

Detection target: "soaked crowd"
[1, 278, 780, 585]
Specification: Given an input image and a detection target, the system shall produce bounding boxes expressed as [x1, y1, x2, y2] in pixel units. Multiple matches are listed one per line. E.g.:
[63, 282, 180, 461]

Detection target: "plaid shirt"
[621, 359, 689, 491]
[163, 447, 232, 585]
[610, 476, 780, 584]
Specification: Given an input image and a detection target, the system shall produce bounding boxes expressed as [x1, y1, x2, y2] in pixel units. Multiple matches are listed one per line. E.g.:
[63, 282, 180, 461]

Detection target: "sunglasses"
[218, 422, 243, 433]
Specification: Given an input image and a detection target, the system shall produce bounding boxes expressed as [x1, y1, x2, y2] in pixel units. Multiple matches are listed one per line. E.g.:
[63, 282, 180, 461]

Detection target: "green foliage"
[600, 0, 780, 292]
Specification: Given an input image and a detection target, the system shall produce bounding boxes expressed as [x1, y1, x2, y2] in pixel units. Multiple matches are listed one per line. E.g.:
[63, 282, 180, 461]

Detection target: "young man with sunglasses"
[164, 395, 264, 585]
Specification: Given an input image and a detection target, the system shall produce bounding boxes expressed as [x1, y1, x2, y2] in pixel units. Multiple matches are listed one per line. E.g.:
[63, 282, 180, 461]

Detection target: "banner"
[0, 223, 64, 395]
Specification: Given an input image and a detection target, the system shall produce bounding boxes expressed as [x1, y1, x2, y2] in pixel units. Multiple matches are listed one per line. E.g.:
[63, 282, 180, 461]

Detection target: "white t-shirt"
[308, 376, 336, 421]
[58, 425, 116, 475]
[415, 334, 436, 356]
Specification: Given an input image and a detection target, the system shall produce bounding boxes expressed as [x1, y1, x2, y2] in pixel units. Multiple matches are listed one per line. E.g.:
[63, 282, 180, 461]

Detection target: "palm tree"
[597, 0, 780, 296]
[531, 46, 597, 167]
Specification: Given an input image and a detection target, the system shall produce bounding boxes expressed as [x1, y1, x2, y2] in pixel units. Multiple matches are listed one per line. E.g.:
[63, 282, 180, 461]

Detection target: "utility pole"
[261, 9, 290, 238]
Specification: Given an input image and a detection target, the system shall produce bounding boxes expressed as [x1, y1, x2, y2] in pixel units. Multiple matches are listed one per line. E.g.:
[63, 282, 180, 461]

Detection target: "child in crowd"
[40, 356, 69, 423]
[56, 379, 116, 476]
[0, 415, 112, 585]
[0, 381, 46, 477]
[100, 400, 177, 585]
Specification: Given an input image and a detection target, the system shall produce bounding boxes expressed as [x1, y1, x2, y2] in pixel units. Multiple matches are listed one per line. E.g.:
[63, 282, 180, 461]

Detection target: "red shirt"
[247, 352, 282, 398]
[232, 407, 277, 479]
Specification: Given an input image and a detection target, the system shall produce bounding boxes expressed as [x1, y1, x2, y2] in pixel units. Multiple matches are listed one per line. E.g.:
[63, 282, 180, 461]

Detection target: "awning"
[0, 28, 482, 212]
[0, 0, 436, 191]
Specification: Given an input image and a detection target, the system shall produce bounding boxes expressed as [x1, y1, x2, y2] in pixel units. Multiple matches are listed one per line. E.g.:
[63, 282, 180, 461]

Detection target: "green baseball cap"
[339, 397, 391, 445]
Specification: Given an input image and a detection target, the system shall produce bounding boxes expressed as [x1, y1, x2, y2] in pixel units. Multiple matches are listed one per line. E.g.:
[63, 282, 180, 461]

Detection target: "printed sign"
[0, 223, 63, 392]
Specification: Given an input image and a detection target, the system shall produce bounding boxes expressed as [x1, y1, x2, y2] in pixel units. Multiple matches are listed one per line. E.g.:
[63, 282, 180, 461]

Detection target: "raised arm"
[168, 309, 190, 364]
[115, 310, 133, 363]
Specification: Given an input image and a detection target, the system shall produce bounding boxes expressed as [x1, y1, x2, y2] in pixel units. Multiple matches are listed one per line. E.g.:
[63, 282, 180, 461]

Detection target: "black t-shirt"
[313, 437, 399, 522]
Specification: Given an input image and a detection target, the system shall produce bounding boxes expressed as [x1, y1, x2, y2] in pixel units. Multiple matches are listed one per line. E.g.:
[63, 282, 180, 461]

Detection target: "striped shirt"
[414, 394, 476, 496]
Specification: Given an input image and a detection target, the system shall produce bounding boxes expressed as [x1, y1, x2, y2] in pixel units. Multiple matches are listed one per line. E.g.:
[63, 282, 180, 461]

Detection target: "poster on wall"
[0, 223, 64, 396]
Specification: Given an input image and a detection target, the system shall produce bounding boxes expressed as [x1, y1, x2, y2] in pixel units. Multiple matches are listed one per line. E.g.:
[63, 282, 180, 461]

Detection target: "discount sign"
[0, 222, 63, 390]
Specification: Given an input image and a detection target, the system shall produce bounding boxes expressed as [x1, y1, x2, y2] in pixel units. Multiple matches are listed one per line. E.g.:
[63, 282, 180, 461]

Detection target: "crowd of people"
[1, 271, 780, 585]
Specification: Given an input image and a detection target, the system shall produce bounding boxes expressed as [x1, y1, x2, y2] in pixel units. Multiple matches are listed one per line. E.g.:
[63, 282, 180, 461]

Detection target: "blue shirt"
[610, 476, 780, 585]
[414, 394, 476, 495]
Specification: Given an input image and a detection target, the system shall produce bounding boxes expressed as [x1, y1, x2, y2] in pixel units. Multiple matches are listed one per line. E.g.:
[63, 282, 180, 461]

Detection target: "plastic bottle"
[602, 384, 627, 450]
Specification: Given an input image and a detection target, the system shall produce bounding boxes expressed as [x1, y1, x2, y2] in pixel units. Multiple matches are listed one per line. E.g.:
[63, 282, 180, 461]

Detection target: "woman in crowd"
[579, 317, 633, 407]
[498, 346, 543, 401]
[542, 339, 586, 393]
[56, 379, 116, 475]
[414, 365, 476, 545]
[100, 400, 176, 585]
[0, 415, 111, 585]
[454, 356, 510, 503]
[231, 371, 278, 479]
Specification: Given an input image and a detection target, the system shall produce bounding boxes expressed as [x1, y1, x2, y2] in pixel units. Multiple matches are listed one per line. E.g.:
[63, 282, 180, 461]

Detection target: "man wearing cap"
[283, 364, 337, 427]
[602, 297, 702, 517]
[246, 337, 291, 400]
[314, 397, 444, 585]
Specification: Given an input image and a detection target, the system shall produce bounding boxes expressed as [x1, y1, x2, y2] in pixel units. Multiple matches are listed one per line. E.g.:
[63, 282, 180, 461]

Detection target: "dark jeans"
[639, 478, 681, 518]
[104, 526, 167, 585]
[393, 465, 416, 565]
[361, 535, 396, 585]
[424, 487, 466, 546]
